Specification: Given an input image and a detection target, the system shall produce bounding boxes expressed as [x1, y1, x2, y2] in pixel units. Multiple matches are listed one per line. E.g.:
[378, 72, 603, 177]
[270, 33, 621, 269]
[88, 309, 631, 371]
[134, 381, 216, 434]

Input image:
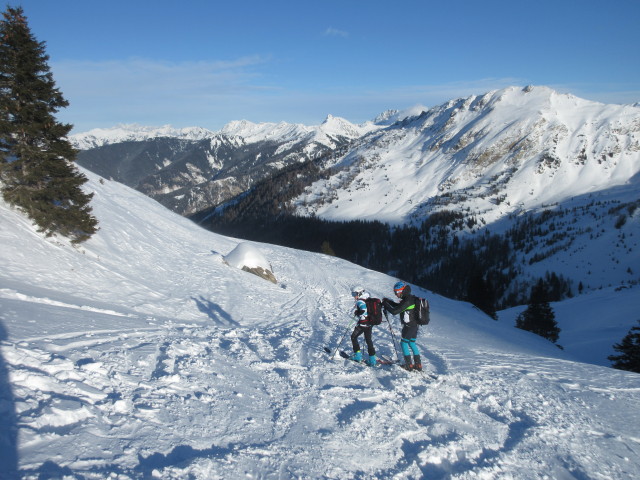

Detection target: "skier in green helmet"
[382, 281, 422, 371]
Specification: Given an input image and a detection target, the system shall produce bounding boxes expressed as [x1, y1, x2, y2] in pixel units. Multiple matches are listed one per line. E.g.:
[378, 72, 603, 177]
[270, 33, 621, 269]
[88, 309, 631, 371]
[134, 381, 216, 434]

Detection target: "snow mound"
[224, 242, 277, 283]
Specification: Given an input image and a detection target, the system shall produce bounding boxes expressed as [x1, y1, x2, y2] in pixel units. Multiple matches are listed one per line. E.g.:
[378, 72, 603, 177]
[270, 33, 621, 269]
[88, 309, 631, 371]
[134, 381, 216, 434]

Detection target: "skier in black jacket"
[382, 281, 422, 371]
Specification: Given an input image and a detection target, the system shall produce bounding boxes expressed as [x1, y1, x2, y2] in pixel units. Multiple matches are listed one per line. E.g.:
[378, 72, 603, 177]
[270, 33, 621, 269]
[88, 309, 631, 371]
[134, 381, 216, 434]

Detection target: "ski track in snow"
[3, 287, 639, 479]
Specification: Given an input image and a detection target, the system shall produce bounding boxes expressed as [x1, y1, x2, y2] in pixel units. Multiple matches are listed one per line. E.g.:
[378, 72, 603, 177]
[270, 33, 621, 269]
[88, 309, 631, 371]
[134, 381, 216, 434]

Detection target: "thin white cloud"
[53, 56, 271, 96]
[324, 27, 348, 38]
[50, 56, 279, 131]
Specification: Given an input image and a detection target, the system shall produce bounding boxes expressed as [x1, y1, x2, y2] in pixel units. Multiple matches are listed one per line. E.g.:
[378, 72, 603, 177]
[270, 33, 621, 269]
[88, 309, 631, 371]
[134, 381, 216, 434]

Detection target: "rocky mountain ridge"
[293, 86, 640, 226]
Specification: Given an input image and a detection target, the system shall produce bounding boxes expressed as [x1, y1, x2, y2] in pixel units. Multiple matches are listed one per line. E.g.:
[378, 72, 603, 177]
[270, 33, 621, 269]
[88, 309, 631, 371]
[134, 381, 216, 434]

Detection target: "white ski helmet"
[351, 286, 365, 298]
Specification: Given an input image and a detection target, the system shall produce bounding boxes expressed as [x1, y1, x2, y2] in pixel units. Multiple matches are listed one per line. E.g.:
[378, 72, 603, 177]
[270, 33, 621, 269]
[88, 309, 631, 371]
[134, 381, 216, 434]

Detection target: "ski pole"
[384, 309, 401, 362]
[329, 318, 355, 360]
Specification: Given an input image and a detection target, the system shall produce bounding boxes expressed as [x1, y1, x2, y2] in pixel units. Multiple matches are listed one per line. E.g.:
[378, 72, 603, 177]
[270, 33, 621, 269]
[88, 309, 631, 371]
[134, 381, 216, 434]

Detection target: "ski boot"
[367, 354, 378, 367]
[413, 355, 423, 372]
[350, 350, 362, 362]
[401, 355, 413, 371]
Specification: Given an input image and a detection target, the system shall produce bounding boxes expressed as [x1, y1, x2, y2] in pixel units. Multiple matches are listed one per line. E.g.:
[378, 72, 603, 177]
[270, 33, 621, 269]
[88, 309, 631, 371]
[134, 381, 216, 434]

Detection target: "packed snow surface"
[1, 169, 639, 479]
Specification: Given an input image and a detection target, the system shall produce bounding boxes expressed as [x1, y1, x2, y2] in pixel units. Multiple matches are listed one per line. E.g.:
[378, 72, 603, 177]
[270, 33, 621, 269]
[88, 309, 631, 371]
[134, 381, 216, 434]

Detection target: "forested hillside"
[193, 158, 640, 313]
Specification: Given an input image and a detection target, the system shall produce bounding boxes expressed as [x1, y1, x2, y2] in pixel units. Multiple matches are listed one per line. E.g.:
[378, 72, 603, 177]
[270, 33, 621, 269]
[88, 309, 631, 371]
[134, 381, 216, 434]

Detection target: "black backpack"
[365, 297, 383, 325]
[415, 297, 430, 325]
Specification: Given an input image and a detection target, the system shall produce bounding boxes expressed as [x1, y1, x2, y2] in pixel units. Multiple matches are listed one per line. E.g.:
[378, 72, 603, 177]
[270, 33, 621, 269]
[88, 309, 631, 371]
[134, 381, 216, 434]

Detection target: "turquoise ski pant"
[400, 324, 420, 356]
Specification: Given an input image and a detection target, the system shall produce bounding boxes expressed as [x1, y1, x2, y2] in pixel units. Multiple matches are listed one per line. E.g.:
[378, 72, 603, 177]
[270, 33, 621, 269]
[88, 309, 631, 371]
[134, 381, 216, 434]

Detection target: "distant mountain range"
[72, 86, 639, 223]
[71, 86, 640, 298]
[73, 115, 383, 215]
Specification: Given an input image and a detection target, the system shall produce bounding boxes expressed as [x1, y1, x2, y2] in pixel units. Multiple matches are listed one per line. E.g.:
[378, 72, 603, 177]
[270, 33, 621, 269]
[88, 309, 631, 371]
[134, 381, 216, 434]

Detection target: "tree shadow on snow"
[192, 296, 239, 327]
[0, 318, 18, 478]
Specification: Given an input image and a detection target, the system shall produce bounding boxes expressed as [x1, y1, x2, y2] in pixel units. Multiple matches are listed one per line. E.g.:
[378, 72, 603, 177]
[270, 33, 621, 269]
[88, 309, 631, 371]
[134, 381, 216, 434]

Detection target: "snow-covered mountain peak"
[69, 123, 218, 150]
[318, 114, 371, 138]
[218, 116, 376, 149]
[372, 105, 431, 126]
[219, 119, 310, 143]
[373, 109, 400, 124]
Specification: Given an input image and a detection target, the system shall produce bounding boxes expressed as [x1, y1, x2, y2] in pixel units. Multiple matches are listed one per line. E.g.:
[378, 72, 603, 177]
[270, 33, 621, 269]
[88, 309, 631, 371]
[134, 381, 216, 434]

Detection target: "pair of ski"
[339, 350, 396, 367]
[325, 347, 436, 378]
[323, 347, 393, 366]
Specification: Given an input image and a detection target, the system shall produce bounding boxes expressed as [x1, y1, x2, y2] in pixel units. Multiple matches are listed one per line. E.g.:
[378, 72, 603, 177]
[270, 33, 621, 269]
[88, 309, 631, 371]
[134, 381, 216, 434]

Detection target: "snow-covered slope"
[1, 169, 639, 479]
[295, 86, 640, 225]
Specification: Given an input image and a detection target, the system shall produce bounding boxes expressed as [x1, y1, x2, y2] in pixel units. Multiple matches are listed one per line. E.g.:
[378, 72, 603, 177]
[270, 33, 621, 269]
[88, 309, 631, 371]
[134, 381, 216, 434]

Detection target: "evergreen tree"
[320, 240, 336, 256]
[466, 271, 497, 319]
[515, 279, 561, 343]
[608, 321, 640, 373]
[0, 7, 97, 243]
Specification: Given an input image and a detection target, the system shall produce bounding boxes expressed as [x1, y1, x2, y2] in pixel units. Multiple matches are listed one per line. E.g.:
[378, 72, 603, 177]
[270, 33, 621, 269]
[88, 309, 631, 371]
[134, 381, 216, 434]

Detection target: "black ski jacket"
[383, 285, 418, 326]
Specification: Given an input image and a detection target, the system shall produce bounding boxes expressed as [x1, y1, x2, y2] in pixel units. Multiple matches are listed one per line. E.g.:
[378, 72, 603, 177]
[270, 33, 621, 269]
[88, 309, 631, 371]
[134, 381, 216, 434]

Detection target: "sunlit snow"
[1, 169, 639, 479]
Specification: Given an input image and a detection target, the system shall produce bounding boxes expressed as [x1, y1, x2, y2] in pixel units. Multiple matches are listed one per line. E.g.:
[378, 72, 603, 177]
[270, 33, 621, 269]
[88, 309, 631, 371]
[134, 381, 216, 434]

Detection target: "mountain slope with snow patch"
[294, 86, 640, 225]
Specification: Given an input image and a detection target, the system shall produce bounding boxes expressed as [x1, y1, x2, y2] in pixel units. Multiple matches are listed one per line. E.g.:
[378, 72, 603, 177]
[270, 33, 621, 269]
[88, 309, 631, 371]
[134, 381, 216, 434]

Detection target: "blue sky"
[14, 0, 640, 133]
